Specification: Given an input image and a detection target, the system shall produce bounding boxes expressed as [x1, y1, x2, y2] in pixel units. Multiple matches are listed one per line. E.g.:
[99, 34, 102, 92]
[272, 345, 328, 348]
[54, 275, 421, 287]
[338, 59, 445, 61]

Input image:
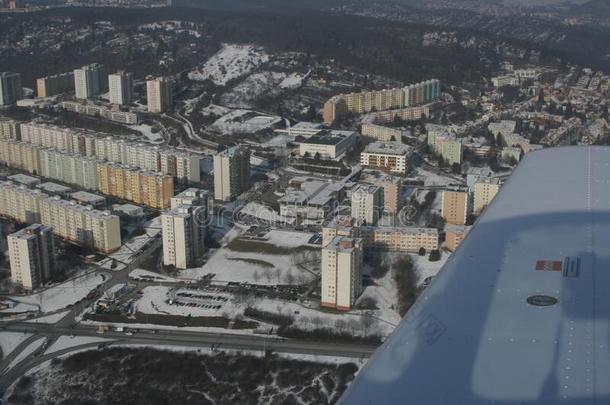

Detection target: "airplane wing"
[340, 146, 610, 404]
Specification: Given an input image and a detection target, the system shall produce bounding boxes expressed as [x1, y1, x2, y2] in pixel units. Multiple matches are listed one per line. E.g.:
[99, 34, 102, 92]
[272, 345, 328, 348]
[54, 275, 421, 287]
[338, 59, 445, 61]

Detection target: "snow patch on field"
[180, 248, 316, 285]
[7, 337, 46, 370]
[25, 311, 70, 324]
[129, 269, 188, 283]
[0, 332, 32, 360]
[279, 72, 308, 89]
[1, 272, 105, 314]
[188, 44, 269, 86]
[130, 123, 164, 144]
[221, 71, 286, 108]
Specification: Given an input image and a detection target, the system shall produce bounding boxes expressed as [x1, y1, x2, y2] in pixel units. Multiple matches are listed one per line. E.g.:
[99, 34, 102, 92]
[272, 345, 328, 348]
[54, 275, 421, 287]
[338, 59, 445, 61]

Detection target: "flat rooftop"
[70, 191, 106, 204]
[303, 130, 356, 145]
[38, 182, 72, 194]
[364, 141, 413, 156]
[342, 146, 610, 404]
[7, 174, 41, 186]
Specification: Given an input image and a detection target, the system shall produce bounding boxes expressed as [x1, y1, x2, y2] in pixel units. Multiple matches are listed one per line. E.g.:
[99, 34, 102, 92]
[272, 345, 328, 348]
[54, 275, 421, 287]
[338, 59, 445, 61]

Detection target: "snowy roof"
[341, 146, 610, 404]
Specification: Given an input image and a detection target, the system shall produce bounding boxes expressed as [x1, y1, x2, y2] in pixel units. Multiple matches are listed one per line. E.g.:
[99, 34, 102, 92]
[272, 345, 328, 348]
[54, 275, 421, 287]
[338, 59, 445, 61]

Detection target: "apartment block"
[8, 224, 56, 290]
[163, 188, 208, 269]
[361, 123, 407, 142]
[360, 142, 412, 175]
[0, 181, 45, 223]
[61, 101, 138, 125]
[0, 182, 120, 252]
[445, 224, 469, 252]
[39, 197, 121, 253]
[473, 178, 501, 214]
[321, 236, 363, 311]
[146, 76, 172, 113]
[379, 176, 401, 215]
[351, 184, 384, 226]
[97, 161, 174, 209]
[0, 140, 43, 175]
[323, 79, 440, 123]
[0, 72, 22, 106]
[36, 72, 74, 97]
[360, 226, 439, 253]
[213, 146, 250, 202]
[0, 118, 20, 140]
[108, 71, 134, 105]
[74, 63, 106, 99]
[364, 104, 432, 125]
[322, 216, 361, 247]
[441, 190, 469, 225]
[171, 188, 209, 212]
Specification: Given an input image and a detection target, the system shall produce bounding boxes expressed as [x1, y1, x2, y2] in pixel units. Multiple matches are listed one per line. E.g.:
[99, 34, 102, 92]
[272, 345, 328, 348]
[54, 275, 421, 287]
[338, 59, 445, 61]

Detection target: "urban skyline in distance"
[0, 0, 609, 404]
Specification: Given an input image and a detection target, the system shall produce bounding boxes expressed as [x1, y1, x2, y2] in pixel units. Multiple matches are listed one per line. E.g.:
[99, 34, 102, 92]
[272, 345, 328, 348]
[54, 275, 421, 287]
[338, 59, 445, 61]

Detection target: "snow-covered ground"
[0, 332, 32, 360]
[262, 230, 315, 247]
[238, 202, 294, 225]
[129, 269, 189, 283]
[1, 272, 105, 314]
[279, 71, 309, 89]
[209, 109, 282, 135]
[44, 336, 112, 356]
[100, 217, 161, 267]
[180, 247, 316, 285]
[411, 251, 449, 282]
[221, 71, 286, 108]
[24, 311, 70, 324]
[136, 286, 238, 318]
[188, 44, 269, 86]
[7, 337, 46, 370]
[413, 168, 464, 187]
[133, 284, 394, 337]
[130, 123, 164, 144]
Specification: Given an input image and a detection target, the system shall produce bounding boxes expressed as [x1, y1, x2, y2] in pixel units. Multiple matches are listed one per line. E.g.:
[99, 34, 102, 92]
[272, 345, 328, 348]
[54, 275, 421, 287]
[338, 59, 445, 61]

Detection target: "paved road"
[0, 233, 378, 397]
[0, 320, 375, 393]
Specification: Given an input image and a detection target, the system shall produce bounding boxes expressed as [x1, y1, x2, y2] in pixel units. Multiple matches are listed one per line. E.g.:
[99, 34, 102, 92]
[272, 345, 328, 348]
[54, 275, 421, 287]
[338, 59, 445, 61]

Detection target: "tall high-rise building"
[162, 204, 206, 269]
[213, 146, 250, 201]
[473, 178, 501, 214]
[321, 236, 363, 311]
[162, 188, 208, 269]
[351, 184, 384, 226]
[36, 72, 74, 97]
[74, 63, 105, 99]
[8, 224, 56, 290]
[108, 71, 134, 105]
[0, 118, 20, 140]
[0, 72, 22, 106]
[441, 190, 469, 225]
[146, 76, 172, 113]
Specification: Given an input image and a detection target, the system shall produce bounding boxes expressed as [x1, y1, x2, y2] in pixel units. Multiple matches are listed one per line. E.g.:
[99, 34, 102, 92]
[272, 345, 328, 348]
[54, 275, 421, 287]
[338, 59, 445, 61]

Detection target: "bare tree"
[253, 270, 260, 283]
